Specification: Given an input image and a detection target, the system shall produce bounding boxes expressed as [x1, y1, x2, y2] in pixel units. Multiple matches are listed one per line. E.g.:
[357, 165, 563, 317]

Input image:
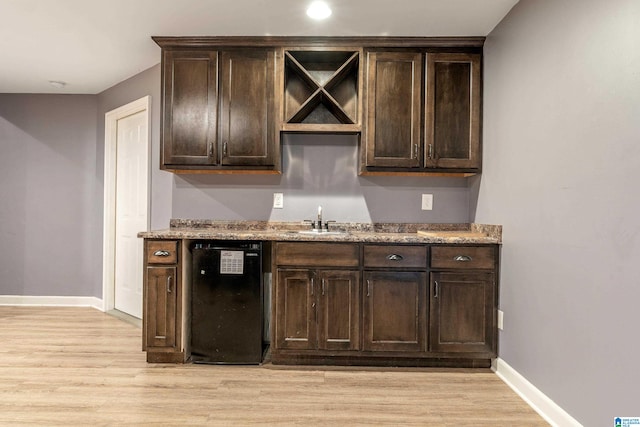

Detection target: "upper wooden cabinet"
[425, 53, 481, 170]
[160, 47, 278, 173]
[154, 37, 484, 176]
[362, 50, 482, 175]
[364, 52, 422, 168]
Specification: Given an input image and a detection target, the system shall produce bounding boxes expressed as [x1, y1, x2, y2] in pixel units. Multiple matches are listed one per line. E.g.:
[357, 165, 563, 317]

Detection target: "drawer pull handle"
[153, 250, 170, 257]
[434, 280, 439, 298]
[367, 280, 371, 297]
[166, 276, 172, 293]
[386, 254, 404, 261]
[454, 255, 473, 262]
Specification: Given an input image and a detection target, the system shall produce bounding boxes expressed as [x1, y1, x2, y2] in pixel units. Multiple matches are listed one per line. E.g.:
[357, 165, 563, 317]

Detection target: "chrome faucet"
[304, 206, 334, 232]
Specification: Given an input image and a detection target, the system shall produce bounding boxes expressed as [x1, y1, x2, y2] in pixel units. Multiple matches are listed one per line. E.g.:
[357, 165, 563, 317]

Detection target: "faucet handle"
[303, 220, 316, 230]
[324, 220, 336, 231]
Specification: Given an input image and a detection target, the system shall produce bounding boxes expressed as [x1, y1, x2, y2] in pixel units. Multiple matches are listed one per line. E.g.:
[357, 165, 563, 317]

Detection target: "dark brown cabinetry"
[159, 46, 278, 172]
[425, 53, 481, 170]
[275, 268, 360, 351]
[364, 52, 422, 168]
[429, 246, 497, 356]
[273, 243, 360, 355]
[362, 245, 428, 352]
[143, 240, 185, 363]
[363, 271, 427, 352]
[362, 51, 482, 175]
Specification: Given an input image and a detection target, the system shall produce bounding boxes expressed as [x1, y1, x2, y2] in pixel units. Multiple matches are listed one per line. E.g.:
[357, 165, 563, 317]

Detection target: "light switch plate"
[273, 193, 284, 209]
[421, 194, 433, 210]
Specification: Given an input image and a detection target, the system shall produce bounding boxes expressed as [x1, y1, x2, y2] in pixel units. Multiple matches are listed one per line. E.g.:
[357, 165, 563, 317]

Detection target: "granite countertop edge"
[138, 220, 502, 244]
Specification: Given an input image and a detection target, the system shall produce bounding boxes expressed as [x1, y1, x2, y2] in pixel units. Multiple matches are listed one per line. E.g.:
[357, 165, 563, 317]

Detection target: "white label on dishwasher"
[220, 250, 244, 274]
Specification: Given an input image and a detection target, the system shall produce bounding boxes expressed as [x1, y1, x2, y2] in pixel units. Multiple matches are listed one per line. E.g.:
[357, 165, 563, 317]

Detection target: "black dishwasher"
[191, 242, 263, 364]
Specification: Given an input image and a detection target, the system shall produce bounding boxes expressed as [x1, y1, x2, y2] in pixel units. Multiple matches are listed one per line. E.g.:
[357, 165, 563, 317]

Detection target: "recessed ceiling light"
[48, 80, 67, 89]
[307, 1, 332, 20]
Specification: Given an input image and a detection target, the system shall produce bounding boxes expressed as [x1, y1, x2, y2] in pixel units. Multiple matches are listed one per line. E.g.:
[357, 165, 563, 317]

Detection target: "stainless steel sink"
[289, 230, 349, 236]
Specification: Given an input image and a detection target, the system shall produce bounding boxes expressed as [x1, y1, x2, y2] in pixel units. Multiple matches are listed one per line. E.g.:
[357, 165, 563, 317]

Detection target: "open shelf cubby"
[283, 49, 361, 131]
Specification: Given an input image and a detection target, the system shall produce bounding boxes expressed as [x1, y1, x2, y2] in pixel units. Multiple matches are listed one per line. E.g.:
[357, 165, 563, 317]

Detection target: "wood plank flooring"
[0, 306, 548, 426]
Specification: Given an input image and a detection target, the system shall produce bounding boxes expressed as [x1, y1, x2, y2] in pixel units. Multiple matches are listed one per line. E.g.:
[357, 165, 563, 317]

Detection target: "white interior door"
[113, 110, 148, 318]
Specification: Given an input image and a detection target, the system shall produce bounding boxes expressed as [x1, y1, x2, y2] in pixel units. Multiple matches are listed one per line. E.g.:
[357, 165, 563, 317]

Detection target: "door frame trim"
[102, 96, 151, 313]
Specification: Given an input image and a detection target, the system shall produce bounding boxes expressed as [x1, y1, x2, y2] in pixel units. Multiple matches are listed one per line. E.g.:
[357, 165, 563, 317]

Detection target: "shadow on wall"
[172, 134, 471, 223]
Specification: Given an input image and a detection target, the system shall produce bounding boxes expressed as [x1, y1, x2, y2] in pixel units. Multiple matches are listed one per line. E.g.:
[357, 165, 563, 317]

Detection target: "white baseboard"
[493, 358, 582, 427]
[0, 295, 104, 311]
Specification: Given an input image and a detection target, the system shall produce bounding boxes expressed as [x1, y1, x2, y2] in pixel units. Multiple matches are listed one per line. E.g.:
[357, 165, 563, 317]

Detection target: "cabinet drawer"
[146, 240, 178, 264]
[363, 245, 427, 269]
[275, 242, 359, 267]
[430, 246, 495, 270]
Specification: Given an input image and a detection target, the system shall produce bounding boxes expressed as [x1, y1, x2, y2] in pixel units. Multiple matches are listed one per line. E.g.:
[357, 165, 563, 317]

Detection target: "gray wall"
[475, 0, 640, 424]
[0, 94, 101, 296]
[173, 134, 470, 223]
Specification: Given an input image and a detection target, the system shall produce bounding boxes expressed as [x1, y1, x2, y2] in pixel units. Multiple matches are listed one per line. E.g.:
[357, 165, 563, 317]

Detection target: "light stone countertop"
[138, 220, 502, 244]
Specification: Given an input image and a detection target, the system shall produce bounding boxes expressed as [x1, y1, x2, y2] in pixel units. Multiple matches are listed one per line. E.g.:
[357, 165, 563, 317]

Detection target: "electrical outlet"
[497, 310, 504, 330]
[273, 193, 284, 209]
[421, 194, 433, 210]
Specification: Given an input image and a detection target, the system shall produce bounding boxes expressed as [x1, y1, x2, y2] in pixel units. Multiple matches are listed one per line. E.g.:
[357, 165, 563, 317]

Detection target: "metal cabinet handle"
[454, 255, 473, 262]
[413, 143, 419, 160]
[208, 142, 214, 157]
[311, 277, 314, 296]
[428, 144, 433, 159]
[153, 250, 170, 257]
[434, 280, 438, 298]
[322, 278, 326, 296]
[223, 141, 228, 157]
[386, 254, 404, 261]
[367, 280, 371, 297]
[166, 275, 172, 293]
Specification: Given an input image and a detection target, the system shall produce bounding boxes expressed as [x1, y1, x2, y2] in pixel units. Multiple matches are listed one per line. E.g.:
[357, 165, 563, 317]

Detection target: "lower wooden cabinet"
[272, 242, 499, 367]
[142, 240, 185, 363]
[275, 268, 360, 351]
[429, 271, 496, 355]
[145, 266, 178, 349]
[362, 271, 427, 352]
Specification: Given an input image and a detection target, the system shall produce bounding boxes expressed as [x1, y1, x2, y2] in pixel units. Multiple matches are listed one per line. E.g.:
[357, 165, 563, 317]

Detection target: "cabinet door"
[365, 52, 422, 168]
[425, 53, 481, 170]
[144, 266, 178, 349]
[219, 49, 276, 166]
[275, 269, 316, 350]
[162, 50, 218, 166]
[363, 271, 427, 352]
[317, 270, 360, 351]
[429, 271, 496, 354]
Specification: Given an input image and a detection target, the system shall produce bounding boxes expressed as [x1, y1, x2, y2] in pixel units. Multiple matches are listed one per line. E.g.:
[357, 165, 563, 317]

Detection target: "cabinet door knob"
[454, 255, 473, 262]
[386, 254, 404, 261]
[153, 250, 170, 257]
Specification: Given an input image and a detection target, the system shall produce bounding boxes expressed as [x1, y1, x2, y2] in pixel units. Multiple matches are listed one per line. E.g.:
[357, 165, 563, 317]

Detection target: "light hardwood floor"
[0, 306, 547, 426]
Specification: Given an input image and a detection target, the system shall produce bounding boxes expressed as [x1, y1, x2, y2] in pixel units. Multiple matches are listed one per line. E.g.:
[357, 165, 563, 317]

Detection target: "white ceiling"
[0, 0, 519, 94]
